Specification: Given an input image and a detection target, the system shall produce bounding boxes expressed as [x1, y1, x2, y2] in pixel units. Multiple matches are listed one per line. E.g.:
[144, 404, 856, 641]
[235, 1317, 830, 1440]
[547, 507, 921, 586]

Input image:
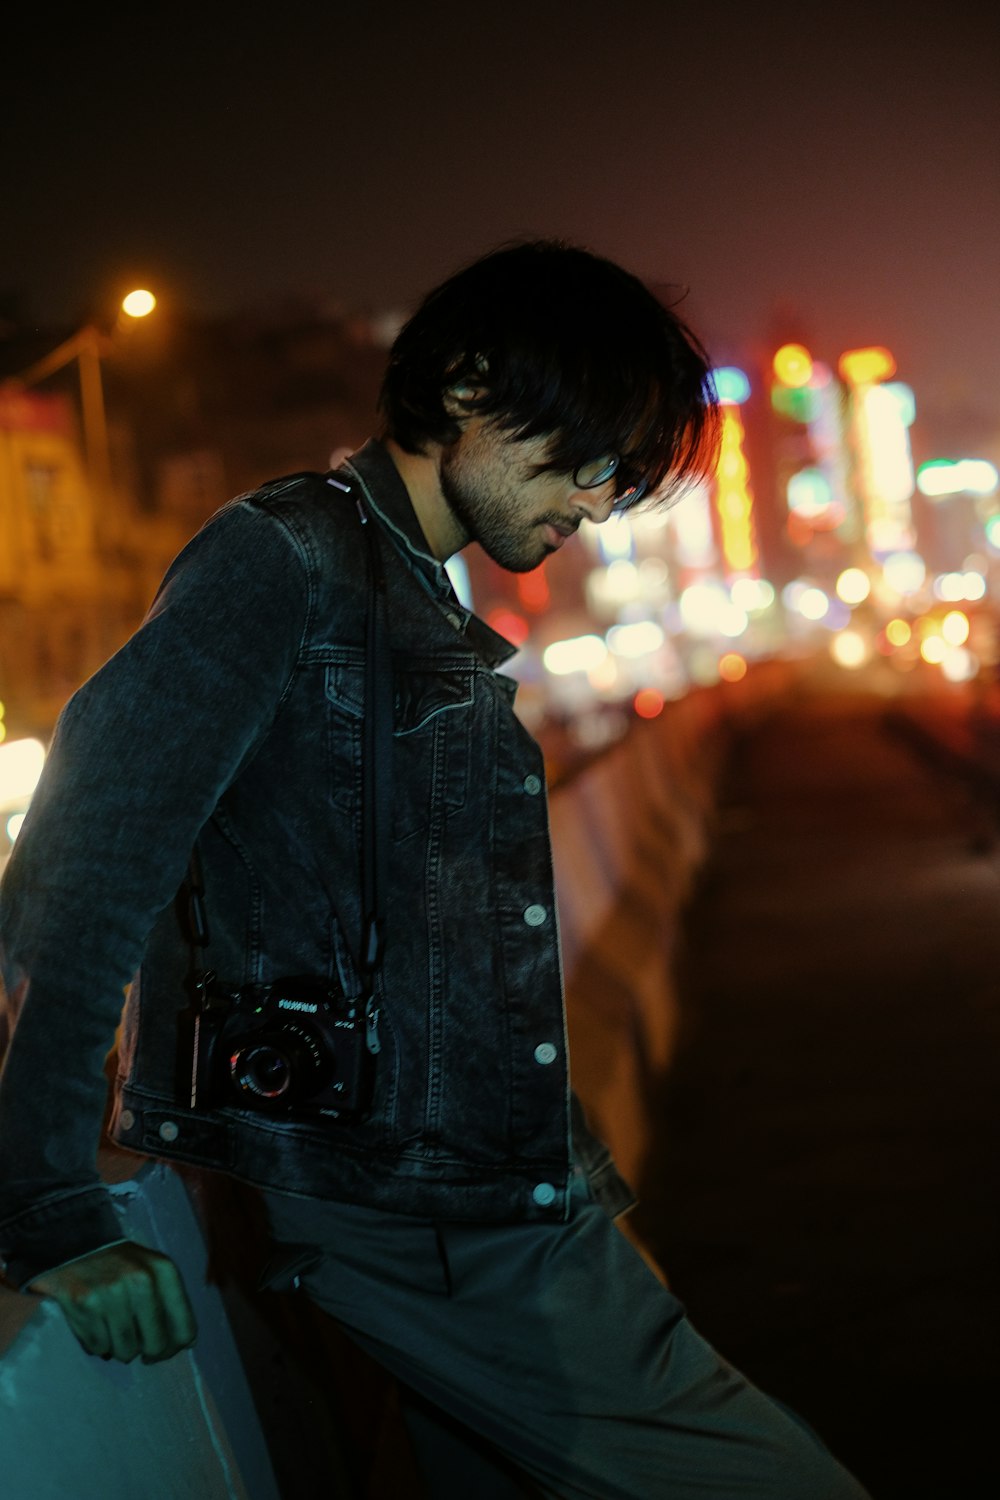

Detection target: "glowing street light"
[121, 289, 156, 319]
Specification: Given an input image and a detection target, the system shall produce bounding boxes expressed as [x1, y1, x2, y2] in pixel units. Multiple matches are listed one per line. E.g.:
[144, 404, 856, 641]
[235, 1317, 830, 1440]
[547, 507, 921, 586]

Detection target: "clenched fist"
[30, 1240, 197, 1363]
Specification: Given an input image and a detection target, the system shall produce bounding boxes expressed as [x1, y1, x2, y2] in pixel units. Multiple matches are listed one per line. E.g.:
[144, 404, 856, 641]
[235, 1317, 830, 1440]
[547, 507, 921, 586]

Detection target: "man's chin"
[477, 537, 550, 573]
[508, 545, 553, 573]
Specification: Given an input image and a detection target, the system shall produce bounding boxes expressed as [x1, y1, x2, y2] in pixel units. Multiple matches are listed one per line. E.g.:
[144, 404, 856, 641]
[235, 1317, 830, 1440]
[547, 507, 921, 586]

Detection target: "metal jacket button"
[158, 1120, 179, 1142]
[523, 904, 547, 927]
[522, 774, 542, 795]
[532, 1182, 557, 1207]
[533, 1042, 558, 1065]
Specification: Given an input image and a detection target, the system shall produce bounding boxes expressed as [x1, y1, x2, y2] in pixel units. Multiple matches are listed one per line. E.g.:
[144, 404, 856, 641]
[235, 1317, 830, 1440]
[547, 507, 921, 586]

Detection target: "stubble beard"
[438, 446, 553, 574]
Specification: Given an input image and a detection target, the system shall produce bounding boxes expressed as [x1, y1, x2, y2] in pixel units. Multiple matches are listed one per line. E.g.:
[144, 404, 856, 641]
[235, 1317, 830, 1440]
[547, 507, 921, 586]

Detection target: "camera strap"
[181, 472, 393, 1037]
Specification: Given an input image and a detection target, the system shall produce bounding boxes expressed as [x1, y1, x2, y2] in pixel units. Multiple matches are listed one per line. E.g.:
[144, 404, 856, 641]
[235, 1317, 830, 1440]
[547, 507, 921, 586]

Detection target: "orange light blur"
[517, 564, 550, 613]
[838, 346, 896, 386]
[714, 407, 759, 575]
[772, 344, 814, 388]
[885, 618, 911, 647]
[633, 688, 665, 719]
[718, 652, 748, 683]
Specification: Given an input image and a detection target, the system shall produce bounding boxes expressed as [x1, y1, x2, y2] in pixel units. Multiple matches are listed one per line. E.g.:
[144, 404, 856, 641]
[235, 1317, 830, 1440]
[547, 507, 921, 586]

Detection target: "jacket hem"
[112, 1089, 574, 1224]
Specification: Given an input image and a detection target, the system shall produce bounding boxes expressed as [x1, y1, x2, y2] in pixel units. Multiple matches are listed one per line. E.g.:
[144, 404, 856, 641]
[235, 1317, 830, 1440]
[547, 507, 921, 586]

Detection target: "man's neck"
[383, 438, 467, 562]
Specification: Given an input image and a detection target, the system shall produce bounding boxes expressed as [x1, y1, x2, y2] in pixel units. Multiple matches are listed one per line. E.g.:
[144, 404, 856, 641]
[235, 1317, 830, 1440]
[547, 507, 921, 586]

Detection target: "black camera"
[185, 974, 373, 1118]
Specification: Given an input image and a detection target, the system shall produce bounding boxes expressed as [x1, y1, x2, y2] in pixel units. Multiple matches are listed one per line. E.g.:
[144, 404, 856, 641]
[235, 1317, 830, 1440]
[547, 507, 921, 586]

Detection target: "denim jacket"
[0, 440, 631, 1288]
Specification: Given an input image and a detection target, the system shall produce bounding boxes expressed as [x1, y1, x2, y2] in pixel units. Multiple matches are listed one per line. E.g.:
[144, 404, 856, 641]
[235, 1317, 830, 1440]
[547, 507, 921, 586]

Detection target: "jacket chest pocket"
[325, 654, 473, 842]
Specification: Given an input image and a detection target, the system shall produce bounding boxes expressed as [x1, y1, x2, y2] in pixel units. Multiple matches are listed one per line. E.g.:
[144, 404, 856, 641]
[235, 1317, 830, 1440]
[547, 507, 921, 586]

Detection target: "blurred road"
[630, 683, 1000, 1500]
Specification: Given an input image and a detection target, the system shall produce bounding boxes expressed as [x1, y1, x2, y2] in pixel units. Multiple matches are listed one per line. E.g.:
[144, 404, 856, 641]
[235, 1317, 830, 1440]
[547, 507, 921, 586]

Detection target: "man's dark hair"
[378, 239, 720, 508]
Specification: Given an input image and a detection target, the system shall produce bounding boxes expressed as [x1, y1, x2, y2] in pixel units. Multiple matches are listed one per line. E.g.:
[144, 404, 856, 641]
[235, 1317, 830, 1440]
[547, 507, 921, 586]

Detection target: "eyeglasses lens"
[573, 456, 619, 490]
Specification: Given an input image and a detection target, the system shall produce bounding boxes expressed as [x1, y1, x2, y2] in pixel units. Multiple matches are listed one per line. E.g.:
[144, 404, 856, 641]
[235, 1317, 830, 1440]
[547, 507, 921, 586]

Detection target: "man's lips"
[542, 521, 577, 547]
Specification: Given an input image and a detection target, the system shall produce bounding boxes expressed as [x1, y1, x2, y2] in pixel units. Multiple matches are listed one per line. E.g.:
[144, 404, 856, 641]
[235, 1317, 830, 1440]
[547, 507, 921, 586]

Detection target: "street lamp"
[2, 290, 157, 500]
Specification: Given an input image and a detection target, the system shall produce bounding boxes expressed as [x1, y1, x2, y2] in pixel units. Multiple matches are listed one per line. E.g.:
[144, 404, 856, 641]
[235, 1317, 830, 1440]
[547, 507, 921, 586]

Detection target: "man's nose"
[572, 484, 617, 525]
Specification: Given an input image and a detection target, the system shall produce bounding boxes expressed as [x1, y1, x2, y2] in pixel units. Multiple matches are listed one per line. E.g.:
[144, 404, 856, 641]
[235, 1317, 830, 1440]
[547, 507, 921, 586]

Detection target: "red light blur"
[486, 608, 530, 646]
[633, 688, 665, 719]
[517, 564, 551, 612]
[786, 512, 814, 547]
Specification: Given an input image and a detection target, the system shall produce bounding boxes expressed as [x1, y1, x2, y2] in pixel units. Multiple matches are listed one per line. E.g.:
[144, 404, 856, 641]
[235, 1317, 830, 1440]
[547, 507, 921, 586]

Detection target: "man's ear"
[442, 382, 484, 417]
[443, 354, 489, 416]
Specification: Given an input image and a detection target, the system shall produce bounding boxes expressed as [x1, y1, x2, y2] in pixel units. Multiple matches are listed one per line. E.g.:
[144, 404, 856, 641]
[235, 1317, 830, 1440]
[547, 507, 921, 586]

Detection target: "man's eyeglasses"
[572, 455, 648, 509]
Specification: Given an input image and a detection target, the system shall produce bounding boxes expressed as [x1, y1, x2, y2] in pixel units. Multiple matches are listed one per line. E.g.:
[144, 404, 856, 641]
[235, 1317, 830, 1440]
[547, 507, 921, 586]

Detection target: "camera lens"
[231, 1043, 293, 1100]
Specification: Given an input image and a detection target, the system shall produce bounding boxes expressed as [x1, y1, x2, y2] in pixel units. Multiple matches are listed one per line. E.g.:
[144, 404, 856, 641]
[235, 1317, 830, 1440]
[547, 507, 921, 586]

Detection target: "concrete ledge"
[552, 666, 794, 1189]
[0, 1162, 279, 1500]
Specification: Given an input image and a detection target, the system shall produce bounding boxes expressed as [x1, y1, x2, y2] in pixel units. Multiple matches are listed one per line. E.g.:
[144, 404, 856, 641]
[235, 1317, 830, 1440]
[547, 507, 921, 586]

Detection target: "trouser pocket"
[257, 1241, 324, 1293]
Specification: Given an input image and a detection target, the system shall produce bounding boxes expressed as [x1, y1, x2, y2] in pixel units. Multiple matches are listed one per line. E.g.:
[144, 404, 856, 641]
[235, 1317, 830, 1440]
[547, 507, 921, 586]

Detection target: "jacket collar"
[342, 439, 518, 670]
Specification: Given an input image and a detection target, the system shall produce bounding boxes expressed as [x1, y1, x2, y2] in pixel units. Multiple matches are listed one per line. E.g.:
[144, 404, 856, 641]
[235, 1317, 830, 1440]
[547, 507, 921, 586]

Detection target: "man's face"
[438, 417, 618, 573]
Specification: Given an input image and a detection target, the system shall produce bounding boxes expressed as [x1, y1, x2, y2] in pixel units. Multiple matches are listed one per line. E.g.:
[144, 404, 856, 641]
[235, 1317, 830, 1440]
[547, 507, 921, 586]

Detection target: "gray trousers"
[261, 1169, 871, 1500]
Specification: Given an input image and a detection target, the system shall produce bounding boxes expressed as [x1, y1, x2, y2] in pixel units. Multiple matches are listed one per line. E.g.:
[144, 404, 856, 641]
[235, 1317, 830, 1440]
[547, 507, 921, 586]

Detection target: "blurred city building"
[0, 387, 185, 737]
[0, 305, 387, 742]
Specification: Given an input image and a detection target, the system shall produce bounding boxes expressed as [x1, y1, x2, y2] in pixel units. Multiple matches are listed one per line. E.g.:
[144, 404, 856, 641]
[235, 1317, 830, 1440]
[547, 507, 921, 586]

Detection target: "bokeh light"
[633, 688, 665, 719]
[0, 737, 46, 805]
[680, 582, 746, 637]
[838, 346, 896, 385]
[730, 577, 775, 613]
[773, 344, 814, 388]
[831, 631, 869, 669]
[606, 621, 664, 658]
[487, 608, 530, 646]
[798, 588, 830, 621]
[718, 652, 748, 682]
[917, 459, 999, 498]
[787, 468, 833, 518]
[517, 567, 550, 612]
[941, 648, 978, 683]
[941, 610, 970, 646]
[836, 568, 871, 605]
[712, 367, 751, 405]
[882, 553, 926, 595]
[543, 635, 608, 676]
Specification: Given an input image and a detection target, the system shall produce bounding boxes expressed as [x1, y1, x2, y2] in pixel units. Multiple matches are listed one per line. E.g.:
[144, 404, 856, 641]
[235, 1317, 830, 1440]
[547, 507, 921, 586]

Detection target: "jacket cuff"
[0, 1187, 125, 1290]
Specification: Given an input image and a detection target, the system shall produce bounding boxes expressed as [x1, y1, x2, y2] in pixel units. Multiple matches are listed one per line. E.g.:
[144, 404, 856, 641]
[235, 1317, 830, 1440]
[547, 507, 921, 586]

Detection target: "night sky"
[4, 2, 998, 453]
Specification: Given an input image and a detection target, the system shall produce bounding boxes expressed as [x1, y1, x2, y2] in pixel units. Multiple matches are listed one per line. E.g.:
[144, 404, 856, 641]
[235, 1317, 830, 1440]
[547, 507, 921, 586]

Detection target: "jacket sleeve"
[0, 493, 313, 1287]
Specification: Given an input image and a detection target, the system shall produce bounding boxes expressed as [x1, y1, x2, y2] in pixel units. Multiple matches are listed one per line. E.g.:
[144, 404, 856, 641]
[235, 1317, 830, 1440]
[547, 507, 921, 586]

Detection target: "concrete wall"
[553, 666, 790, 1191]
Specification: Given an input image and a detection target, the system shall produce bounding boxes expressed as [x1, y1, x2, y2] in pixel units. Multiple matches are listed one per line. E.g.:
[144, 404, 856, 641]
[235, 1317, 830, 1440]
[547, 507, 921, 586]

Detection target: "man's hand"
[29, 1240, 197, 1363]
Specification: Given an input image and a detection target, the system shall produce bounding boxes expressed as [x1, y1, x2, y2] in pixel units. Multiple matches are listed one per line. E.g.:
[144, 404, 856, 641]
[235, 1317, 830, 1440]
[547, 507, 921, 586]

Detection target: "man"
[0, 241, 869, 1498]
